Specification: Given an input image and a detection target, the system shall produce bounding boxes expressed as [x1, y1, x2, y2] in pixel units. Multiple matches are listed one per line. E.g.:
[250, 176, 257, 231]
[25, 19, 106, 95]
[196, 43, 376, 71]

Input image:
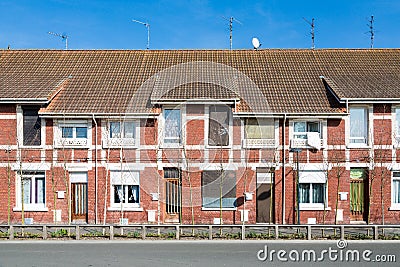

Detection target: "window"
[16, 171, 46, 211]
[349, 107, 368, 144]
[208, 105, 231, 146]
[392, 172, 400, 208]
[299, 183, 324, 204]
[110, 171, 140, 209]
[293, 121, 320, 139]
[56, 121, 89, 147]
[61, 125, 87, 139]
[163, 109, 181, 144]
[396, 108, 400, 139]
[292, 121, 322, 149]
[22, 106, 41, 146]
[202, 170, 236, 209]
[245, 118, 274, 139]
[110, 121, 135, 139]
[298, 170, 327, 210]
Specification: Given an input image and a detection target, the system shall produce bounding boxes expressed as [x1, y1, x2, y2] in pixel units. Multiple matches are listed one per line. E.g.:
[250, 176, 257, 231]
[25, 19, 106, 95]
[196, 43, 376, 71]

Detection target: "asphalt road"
[0, 240, 399, 267]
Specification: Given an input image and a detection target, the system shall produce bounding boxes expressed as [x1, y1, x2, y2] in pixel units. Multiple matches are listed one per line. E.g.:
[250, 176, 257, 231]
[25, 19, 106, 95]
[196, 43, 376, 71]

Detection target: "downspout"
[92, 114, 98, 224]
[282, 114, 287, 224]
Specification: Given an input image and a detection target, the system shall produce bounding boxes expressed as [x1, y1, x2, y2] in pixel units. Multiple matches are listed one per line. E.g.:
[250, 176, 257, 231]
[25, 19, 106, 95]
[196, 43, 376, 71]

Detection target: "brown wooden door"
[71, 183, 87, 221]
[256, 182, 274, 223]
[350, 168, 369, 222]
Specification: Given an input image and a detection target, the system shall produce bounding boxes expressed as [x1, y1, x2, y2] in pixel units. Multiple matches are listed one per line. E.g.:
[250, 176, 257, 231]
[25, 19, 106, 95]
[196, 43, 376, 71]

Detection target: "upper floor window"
[291, 121, 322, 149]
[349, 107, 368, 145]
[110, 121, 135, 139]
[208, 105, 231, 146]
[163, 108, 181, 144]
[55, 120, 89, 148]
[395, 108, 400, 139]
[22, 106, 41, 146]
[243, 118, 275, 148]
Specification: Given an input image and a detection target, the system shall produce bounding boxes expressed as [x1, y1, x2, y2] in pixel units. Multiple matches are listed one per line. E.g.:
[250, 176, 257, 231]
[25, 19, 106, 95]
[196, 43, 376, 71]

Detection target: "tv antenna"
[223, 16, 242, 50]
[132, 19, 150, 49]
[303, 18, 315, 49]
[367, 15, 374, 48]
[48, 31, 68, 50]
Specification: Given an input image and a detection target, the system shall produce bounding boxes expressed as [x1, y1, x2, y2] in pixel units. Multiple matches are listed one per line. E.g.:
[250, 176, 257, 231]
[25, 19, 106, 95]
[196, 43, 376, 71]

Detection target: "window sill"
[13, 206, 49, 212]
[347, 144, 370, 149]
[108, 207, 143, 212]
[201, 207, 237, 211]
[389, 206, 400, 211]
[299, 205, 331, 211]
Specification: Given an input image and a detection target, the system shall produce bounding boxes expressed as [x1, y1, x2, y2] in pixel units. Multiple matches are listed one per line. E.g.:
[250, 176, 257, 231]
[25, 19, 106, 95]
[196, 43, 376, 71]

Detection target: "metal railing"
[1, 224, 400, 241]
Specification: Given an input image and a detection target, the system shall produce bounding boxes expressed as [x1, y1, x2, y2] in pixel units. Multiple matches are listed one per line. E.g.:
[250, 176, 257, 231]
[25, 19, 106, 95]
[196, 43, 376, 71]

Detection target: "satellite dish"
[252, 37, 261, 49]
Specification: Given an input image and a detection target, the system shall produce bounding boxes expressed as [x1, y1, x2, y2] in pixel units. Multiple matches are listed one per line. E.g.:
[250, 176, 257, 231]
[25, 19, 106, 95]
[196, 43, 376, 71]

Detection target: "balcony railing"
[242, 138, 276, 148]
[290, 138, 324, 149]
[102, 138, 137, 148]
[55, 138, 88, 148]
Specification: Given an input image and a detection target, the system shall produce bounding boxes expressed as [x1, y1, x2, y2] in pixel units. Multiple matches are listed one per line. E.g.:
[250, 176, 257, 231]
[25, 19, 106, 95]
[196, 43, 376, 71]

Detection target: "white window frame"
[109, 170, 141, 211]
[390, 172, 400, 210]
[290, 120, 325, 149]
[161, 107, 182, 147]
[394, 107, 400, 147]
[16, 105, 46, 149]
[348, 106, 369, 148]
[242, 118, 277, 148]
[55, 120, 90, 148]
[298, 170, 329, 211]
[103, 120, 138, 148]
[14, 171, 47, 212]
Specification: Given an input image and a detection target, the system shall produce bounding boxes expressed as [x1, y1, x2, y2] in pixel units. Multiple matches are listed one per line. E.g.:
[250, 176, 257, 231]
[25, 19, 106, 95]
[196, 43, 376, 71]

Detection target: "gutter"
[92, 114, 98, 224]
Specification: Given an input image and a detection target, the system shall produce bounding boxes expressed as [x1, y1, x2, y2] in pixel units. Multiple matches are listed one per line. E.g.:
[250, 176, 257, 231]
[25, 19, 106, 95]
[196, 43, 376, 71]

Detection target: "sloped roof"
[0, 49, 399, 115]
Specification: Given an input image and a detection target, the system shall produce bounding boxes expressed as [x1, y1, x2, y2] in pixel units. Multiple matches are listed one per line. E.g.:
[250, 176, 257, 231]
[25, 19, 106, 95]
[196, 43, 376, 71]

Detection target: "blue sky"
[0, 0, 399, 50]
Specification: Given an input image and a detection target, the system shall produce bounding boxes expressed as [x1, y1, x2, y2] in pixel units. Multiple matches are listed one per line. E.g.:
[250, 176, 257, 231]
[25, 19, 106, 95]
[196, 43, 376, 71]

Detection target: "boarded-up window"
[202, 170, 236, 208]
[23, 106, 41, 146]
[208, 105, 231, 146]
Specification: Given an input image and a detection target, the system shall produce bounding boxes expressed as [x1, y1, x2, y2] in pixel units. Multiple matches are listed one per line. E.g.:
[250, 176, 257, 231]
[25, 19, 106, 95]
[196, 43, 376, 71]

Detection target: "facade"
[1, 49, 400, 225]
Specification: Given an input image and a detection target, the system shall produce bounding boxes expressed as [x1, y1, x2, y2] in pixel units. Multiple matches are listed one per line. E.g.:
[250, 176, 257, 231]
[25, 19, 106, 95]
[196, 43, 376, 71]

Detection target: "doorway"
[256, 168, 274, 223]
[350, 168, 369, 222]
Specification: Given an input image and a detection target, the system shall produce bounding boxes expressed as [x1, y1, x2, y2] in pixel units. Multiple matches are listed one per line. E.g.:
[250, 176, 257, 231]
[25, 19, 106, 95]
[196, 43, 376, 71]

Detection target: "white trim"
[201, 207, 237, 211]
[299, 204, 331, 211]
[107, 207, 143, 211]
[69, 172, 88, 183]
[0, 114, 17, 120]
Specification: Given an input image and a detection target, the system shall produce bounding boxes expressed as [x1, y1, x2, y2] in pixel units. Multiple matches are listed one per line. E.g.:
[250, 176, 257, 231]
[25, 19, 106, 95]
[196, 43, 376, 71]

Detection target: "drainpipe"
[92, 114, 98, 224]
[282, 114, 287, 224]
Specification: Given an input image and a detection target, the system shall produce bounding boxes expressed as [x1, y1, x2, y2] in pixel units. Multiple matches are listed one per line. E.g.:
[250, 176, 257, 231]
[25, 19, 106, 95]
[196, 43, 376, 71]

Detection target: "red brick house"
[1, 49, 400, 225]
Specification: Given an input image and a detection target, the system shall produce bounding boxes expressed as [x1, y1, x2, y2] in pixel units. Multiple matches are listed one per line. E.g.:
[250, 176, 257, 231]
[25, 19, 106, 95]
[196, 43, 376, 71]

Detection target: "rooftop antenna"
[303, 18, 315, 49]
[367, 15, 374, 48]
[48, 31, 68, 50]
[223, 16, 242, 50]
[132, 19, 150, 49]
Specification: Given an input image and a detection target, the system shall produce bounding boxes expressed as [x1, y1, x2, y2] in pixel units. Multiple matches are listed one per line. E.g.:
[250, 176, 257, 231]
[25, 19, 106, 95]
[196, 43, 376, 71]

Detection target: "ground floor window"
[299, 183, 324, 204]
[16, 171, 46, 210]
[202, 170, 236, 209]
[110, 170, 140, 208]
[298, 170, 327, 210]
[392, 172, 400, 208]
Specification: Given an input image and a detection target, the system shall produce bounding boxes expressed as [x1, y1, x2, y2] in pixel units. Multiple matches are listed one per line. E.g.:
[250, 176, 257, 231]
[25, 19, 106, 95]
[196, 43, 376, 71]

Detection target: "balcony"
[102, 138, 137, 148]
[242, 138, 276, 148]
